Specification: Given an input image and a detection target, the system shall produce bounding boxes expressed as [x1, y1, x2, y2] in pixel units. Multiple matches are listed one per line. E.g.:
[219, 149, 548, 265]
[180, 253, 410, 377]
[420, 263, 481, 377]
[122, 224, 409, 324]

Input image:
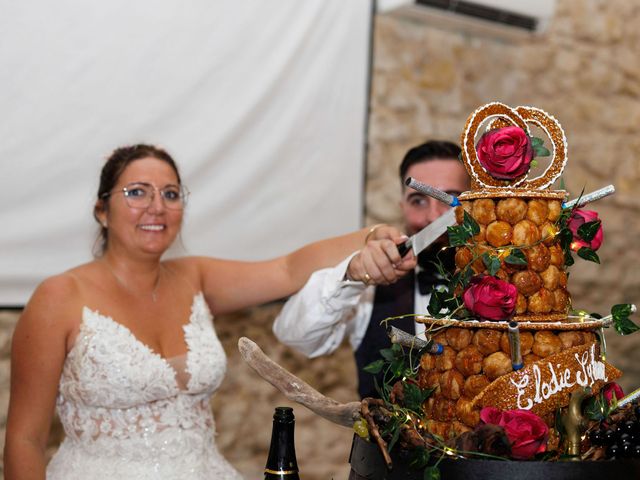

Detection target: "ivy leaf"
[612, 303, 640, 335]
[380, 348, 396, 362]
[363, 359, 384, 375]
[558, 227, 573, 250]
[530, 136, 544, 147]
[447, 225, 469, 247]
[444, 296, 464, 314]
[504, 248, 527, 266]
[391, 359, 405, 379]
[403, 382, 426, 413]
[463, 210, 480, 236]
[564, 249, 575, 266]
[534, 145, 551, 157]
[577, 220, 601, 242]
[409, 447, 431, 469]
[577, 247, 600, 264]
[612, 304, 634, 318]
[427, 289, 443, 316]
[461, 267, 474, 287]
[614, 317, 640, 335]
[583, 391, 608, 421]
[424, 466, 441, 480]
[448, 211, 480, 246]
[482, 252, 501, 276]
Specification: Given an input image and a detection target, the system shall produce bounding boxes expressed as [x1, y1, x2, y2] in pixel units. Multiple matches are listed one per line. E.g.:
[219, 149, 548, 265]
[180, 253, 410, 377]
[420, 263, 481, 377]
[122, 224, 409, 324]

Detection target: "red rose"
[602, 382, 624, 405]
[568, 209, 604, 251]
[463, 275, 517, 321]
[480, 407, 549, 460]
[476, 126, 534, 180]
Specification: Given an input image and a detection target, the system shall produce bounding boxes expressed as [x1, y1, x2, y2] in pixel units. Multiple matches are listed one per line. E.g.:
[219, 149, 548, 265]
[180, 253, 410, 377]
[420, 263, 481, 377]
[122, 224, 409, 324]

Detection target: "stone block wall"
[2, 0, 640, 477]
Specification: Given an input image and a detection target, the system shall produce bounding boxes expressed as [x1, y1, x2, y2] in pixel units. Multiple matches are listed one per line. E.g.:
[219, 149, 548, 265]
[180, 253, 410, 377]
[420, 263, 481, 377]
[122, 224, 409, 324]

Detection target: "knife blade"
[396, 208, 457, 257]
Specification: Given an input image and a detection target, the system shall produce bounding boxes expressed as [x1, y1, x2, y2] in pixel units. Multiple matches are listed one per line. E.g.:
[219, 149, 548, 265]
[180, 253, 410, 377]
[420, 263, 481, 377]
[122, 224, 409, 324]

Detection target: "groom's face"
[400, 158, 469, 237]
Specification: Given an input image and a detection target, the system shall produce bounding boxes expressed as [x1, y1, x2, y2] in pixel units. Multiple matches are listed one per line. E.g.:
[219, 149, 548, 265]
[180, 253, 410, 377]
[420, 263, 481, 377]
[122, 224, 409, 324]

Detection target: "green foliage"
[530, 136, 550, 158]
[409, 447, 431, 470]
[424, 247, 467, 319]
[363, 359, 384, 375]
[364, 342, 426, 402]
[424, 466, 441, 480]
[503, 248, 527, 266]
[447, 211, 479, 247]
[557, 226, 573, 250]
[584, 389, 613, 421]
[403, 383, 435, 413]
[612, 303, 640, 335]
[577, 247, 600, 264]
[554, 191, 603, 266]
[364, 339, 437, 454]
[577, 220, 601, 242]
[482, 252, 501, 276]
[564, 249, 575, 266]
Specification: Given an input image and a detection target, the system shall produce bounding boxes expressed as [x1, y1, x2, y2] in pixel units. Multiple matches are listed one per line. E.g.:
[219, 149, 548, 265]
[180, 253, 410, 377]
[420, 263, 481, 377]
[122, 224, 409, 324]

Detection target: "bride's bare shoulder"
[23, 263, 97, 321]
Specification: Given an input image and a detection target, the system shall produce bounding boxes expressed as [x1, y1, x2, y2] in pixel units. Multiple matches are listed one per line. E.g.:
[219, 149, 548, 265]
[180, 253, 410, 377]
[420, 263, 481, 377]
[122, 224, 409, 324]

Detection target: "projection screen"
[0, 0, 372, 305]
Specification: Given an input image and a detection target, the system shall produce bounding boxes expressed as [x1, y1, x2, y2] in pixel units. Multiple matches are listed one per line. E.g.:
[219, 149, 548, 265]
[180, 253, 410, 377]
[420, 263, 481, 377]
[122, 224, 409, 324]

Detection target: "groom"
[273, 140, 470, 398]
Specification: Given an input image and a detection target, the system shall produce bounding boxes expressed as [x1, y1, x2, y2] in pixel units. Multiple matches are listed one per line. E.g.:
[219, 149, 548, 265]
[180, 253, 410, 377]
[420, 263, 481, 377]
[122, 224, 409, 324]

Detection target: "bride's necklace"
[104, 260, 162, 302]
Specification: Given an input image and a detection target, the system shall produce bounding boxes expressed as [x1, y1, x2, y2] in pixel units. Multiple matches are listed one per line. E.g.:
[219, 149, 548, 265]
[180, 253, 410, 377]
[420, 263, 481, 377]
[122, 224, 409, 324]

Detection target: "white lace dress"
[46, 293, 243, 479]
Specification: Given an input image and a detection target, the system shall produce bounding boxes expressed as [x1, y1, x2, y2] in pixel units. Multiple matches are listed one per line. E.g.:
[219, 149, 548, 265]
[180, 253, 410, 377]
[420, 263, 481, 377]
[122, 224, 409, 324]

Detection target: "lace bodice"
[46, 293, 243, 479]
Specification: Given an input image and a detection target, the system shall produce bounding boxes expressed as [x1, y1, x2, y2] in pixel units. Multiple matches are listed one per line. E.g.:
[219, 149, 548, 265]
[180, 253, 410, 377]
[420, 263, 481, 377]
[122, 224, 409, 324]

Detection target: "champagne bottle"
[264, 406, 301, 479]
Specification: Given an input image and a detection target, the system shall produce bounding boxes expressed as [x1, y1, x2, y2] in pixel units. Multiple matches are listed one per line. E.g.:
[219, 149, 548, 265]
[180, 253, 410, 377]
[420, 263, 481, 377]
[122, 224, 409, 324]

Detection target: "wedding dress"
[47, 293, 243, 479]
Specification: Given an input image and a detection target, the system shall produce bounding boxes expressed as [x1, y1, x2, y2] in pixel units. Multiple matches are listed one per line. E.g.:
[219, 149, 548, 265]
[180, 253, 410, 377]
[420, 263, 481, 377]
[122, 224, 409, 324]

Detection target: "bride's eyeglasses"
[102, 182, 190, 210]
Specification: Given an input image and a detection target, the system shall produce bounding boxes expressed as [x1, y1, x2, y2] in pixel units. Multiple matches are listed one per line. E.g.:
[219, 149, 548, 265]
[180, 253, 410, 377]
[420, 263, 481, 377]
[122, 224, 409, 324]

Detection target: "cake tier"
[414, 317, 620, 439]
[455, 190, 569, 322]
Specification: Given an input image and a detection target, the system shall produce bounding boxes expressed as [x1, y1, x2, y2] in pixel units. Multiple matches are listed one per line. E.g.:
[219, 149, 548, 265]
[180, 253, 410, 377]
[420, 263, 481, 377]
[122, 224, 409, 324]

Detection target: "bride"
[3, 144, 415, 479]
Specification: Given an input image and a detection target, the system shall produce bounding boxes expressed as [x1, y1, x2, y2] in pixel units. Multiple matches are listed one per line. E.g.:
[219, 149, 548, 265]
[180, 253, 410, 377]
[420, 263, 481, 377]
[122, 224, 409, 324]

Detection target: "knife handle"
[396, 240, 411, 257]
[405, 177, 461, 207]
[562, 184, 615, 210]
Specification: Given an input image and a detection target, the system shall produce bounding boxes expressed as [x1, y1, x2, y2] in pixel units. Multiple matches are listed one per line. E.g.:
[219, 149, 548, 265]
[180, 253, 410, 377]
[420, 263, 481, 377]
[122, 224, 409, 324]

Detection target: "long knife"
[563, 184, 615, 209]
[394, 179, 615, 258]
[396, 208, 457, 257]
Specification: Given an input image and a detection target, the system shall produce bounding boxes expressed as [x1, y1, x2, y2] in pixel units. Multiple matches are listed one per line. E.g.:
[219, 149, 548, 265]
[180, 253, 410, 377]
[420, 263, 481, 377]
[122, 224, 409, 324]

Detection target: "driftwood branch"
[238, 337, 361, 427]
[362, 398, 393, 469]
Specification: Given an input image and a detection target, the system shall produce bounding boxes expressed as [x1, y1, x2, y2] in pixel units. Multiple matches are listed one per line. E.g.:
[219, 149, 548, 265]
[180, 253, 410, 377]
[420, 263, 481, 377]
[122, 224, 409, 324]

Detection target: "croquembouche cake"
[355, 103, 640, 477]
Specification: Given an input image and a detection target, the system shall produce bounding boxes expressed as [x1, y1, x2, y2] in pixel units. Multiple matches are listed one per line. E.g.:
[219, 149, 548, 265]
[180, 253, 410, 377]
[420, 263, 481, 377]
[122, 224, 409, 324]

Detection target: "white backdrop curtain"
[0, 0, 372, 305]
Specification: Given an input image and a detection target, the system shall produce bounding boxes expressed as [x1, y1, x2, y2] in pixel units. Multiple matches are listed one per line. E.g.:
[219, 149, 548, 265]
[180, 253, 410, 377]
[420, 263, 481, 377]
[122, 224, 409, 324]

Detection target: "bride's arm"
[3, 274, 78, 480]
[192, 225, 415, 315]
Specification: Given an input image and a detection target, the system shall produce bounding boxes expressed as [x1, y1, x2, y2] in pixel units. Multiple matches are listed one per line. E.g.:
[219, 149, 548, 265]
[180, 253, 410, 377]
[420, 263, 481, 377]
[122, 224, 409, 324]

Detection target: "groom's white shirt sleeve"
[272, 252, 375, 358]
